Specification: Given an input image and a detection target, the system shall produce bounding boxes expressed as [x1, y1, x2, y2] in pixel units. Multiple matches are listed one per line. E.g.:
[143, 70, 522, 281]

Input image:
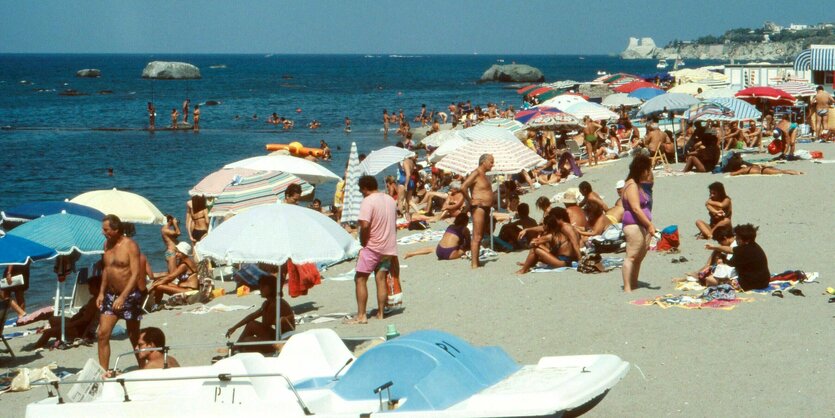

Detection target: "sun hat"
[562, 188, 580, 205]
[175, 241, 192, 255]
[616, 180, 625, 189]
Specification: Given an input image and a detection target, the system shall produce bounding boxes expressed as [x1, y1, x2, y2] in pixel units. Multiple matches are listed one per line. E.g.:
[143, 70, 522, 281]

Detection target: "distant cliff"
[655, 41, 806, 61]
[620, 37, 659, 59]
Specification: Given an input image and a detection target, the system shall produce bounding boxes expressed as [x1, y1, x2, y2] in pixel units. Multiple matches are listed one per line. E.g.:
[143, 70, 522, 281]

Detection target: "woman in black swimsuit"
[515, 215, 577, 274]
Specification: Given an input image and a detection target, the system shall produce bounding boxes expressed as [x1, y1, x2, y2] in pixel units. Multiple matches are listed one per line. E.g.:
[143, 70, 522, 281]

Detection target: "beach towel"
[324, 269, 356, 281]
[631, 294, 752, 310]
[286, 261, 322, 298]
[295, 312, 352, 325]
[396, 230, 445, 245]
[10, 306, 54, 327]
[182, 304, 254, 315]
[654, 171, 696, 178]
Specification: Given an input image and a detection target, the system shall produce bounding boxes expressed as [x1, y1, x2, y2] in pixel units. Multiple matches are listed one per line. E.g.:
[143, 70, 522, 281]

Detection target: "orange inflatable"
[265, 142, 324, 158]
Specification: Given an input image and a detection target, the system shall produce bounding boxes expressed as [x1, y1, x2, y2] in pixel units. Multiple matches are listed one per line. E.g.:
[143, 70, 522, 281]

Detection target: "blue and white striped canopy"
[7, 212, 104, 255]
[794, 49, 811, 71]
[684, 98, 762, 122]
[637, 93, 700, 117]
[811, 45, 835, 71]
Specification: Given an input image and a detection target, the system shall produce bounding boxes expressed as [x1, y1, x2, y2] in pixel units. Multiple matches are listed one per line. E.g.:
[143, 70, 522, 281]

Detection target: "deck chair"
[0, 299, 15, 358]
[66, 268, 90, 317]
[53, 268, 87, 318]
[567, 140, 586, 160]
[651, 145, 669, 169]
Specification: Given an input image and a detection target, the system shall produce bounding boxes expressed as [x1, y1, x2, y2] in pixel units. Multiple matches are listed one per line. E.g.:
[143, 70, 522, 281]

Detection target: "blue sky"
[1, 0, 832, 54]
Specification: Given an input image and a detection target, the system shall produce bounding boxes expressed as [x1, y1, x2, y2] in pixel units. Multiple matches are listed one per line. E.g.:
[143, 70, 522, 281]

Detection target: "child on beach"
[705, 224, 770, 291]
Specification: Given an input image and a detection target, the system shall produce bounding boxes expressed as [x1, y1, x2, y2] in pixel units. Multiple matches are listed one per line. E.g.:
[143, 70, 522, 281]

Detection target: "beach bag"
[767, 139, 784, 155]
[655, 225, 679, 252]
[810, 151, 823, 159]
[386, 273, 403, 309]
[577, 254, 603, 274]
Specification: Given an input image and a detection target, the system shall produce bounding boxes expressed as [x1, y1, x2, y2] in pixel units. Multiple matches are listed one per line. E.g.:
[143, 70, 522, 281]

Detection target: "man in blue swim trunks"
[97, 214, 144, 376]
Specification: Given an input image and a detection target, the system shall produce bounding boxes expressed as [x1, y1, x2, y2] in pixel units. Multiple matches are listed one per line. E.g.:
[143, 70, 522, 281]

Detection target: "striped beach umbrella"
[435, 137, 546, 175]
[684, 98, 762, 122]
[8, 212, 105, 255]
[772, 81, 817, 97]
[460, 124, 522, 142]
[225, 155, 340, 185]
[516, 84, 541, 95]
[696, 86, 739, 100]
[359, 146, 415, 176]
[339, 142, 364, 224]
[209, 171, 312, 218]
[515, 106, 580, 127]
[564, 102, 619, 122]
[70, 188, 165, 225]
[628, 87, 666, 100]
[601, 93, 642, 108]
[1, 201, 104, 225]
[189, 168, 260, 197]
[479, 118, 526, 133]
[637, 93, 700, 117]
[422, 129, 463, 148]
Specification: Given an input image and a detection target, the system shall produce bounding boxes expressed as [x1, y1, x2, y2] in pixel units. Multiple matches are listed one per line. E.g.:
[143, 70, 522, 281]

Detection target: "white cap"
[616, 180, 625, 189]
[175, 241, 192, 255]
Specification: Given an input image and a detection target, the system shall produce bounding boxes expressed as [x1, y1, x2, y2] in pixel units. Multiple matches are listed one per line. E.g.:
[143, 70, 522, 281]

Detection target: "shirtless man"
[383, 109, 390, 135]
[171, 109, 178, 128]
[192, 105, 200, 132]
[812, 85, 834, 139]
[137, 327, 180, 370]
[582, 117, 602, 166]
[97, 214, 144, 375]
[643, 123, 668, 157]
[182, 98, 190, 124]
[723, 122, 745, 150]
[160, 215, 180, 273]
[186, 196, 209, 245]
[743, 121, 762, 150]
[147, 102, 156, 131]
[461, 154, 494, 269]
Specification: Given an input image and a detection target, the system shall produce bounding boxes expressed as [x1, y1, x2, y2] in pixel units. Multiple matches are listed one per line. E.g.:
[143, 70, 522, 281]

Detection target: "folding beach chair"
[651, 145, 669, 169]
[0, 299, 15, 358]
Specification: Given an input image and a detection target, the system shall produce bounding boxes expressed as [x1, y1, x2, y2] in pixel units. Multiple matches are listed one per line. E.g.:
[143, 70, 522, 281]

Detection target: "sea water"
[0, 54, 720, 307]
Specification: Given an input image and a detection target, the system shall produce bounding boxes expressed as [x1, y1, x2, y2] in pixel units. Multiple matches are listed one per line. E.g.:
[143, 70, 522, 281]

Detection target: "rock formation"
[620, 37, 659, 59]
[479, 64, 544, 83]
[141, 61, 201, 80]
[75, 69, 101, 78]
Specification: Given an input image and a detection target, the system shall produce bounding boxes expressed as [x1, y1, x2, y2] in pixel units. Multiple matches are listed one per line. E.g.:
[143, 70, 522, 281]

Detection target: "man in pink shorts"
[346, 175, 398, 324]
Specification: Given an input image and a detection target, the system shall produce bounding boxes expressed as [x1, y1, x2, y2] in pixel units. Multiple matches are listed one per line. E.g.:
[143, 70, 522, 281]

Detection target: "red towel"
[286, 261, 322, 298]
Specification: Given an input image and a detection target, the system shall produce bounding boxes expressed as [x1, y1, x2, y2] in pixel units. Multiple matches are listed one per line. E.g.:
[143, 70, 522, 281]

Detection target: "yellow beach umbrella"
[70, 188, 165, 225]
[668, 83, 711, 95]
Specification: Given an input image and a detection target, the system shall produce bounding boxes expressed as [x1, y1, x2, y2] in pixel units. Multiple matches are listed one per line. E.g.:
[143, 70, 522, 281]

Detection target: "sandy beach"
[3, 143, 834, 417]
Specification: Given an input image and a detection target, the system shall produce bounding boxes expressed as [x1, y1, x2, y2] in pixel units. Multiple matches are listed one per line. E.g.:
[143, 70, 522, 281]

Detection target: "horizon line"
[0, 51, 622, 57]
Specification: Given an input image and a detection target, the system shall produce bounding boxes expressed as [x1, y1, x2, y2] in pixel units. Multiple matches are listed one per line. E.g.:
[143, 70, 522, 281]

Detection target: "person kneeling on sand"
[137, 327, 180, 369]
[226, 272, 295, 354]
[704, 224, 770, 291]
[405, 213, 471, 260]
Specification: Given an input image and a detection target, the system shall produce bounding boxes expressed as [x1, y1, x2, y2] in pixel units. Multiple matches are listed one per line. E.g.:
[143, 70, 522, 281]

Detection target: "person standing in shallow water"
[192, 104, 200, 132]
[182, 98, 190, 124]
[147, 102, 156, 131]
[171, 108, 179, 128]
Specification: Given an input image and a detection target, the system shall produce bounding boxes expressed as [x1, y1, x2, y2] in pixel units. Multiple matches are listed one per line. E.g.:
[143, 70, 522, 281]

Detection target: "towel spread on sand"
[530, 257, 623, 273]
[295, 312, 352, 325]
[183, 304, 254, 315]
[631, 295, 753, 310]
[325, 269, 356, 281]
[654, 171, 696, 178]
[397, 230, 445, 245]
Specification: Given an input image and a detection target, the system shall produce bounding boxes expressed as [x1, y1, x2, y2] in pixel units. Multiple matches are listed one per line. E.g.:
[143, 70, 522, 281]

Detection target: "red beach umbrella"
[613, 81, 660, 94]
[516, 84, 540, 95]
[735, 86, 796, 106]
[528, 87, 555, 97]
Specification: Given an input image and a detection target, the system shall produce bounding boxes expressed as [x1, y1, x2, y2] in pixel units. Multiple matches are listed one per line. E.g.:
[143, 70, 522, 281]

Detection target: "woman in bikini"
[186, 196, 209, 244]
[149, 242, 199, 305]
[729, 164, 803, 176]
[404, 213, 470, 260]
[582, 116, 602, 167]
[775, 115, 798, 160]
[696, 182, 733, 239]
[515, 214, 578, 274]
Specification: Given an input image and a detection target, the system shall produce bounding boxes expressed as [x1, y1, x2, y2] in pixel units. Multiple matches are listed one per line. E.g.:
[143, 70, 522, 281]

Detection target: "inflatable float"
[266, 141, 324, 158]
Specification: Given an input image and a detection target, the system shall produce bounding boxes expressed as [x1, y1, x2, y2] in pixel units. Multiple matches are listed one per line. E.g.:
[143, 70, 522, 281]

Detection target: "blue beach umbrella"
[7, 213, 105, 255]
[684, 98, 762, 122]
[0, 235, 57, 265]
[1, 201, 105, 225]
[637, 93, 700, 117]
[628, 87, 666, 101]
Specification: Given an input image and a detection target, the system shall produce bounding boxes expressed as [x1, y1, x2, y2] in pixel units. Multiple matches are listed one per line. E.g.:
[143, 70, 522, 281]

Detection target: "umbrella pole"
[59, 280, 66, 343]
[276, 264, 282, 342]
[671, 115, 679, 164]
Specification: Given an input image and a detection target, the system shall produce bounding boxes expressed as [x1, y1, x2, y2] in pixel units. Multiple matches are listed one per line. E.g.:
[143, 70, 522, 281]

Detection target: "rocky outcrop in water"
[620, 37, 659, 59]
[141, 61, 201, 80]
[76, 69, 101, 78]
[479, 64, 544, 83]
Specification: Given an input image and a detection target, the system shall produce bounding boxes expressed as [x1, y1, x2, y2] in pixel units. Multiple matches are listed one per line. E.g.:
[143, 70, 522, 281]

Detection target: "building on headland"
[793, 44, 835, 88]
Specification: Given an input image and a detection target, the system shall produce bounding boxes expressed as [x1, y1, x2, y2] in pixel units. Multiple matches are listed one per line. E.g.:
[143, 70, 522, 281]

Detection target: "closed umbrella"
[435, 137, 545, 175]
[7, 213, 105, 255]
[359, 146, 416, 176]
[209, 171, 313, 218]
[422, 129, 463, 148]
[189, 168, 260, 197]
[628, 87, 666, 101]
[601, 93, 642, 108]
[340, 142, 364, 224]
[70, 188, 165, 225]
[2, 201, 104, 226]
[225, 155, 340, 185]
[637, 93, 700, 117]
[564, 102, 619, 122]
[0, 235, 56, 265]
[196, 203, 361, 340]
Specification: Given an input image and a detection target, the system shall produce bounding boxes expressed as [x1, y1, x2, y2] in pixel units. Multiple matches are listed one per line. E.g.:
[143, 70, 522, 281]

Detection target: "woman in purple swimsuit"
[622, 154, 656, 292]
[404, 213, 470, 260]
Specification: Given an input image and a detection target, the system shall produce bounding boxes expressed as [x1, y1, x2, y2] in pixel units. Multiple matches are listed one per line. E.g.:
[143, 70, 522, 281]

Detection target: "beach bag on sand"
[578, 254, 604, 274]
[655, 225, 679, 252]
[386, 273, 403, 309]
[767, 139, 784, 155]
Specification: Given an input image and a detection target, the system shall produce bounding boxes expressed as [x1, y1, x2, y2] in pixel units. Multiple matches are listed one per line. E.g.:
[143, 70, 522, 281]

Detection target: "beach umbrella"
[668, 83, 710, 95]
[527, 86, 555, 97]
[196, 203, 361, 341]
[1, 201, 104, 226]
[516, 84, 541, 95]
[613, 80, 659, 93]
[515, 106, 580, 128]
[564, 102, 619, 122]
[772, 81, 817, 97]
[595, 73, 640, 86]
[684, 98, 762, 122]
[225, 155, 340, 185]
[460, 124, 523, 142]
[538, 94, 587, 111]
[70, 188, 165, 225]
[0, 235, 57, 265]
[208, 171, 313, 219]
[189, 168, 260, 197]
[534, 88, 568, 102]
[628, 87, 666, 101]
[601, 93, 642, 108]
[340, 142, 363, 224]
[359, 146, 416, 176]
[428, 135, 470, 163]
[7, 213, 105, 256]
[637, 93, 700, 117]
[696, 86, 739, 100]
[479, 118, 526, 133]
[422, 129, 463, 148]
[435, 137, 546, 175]
[735, 86, 796, 106]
